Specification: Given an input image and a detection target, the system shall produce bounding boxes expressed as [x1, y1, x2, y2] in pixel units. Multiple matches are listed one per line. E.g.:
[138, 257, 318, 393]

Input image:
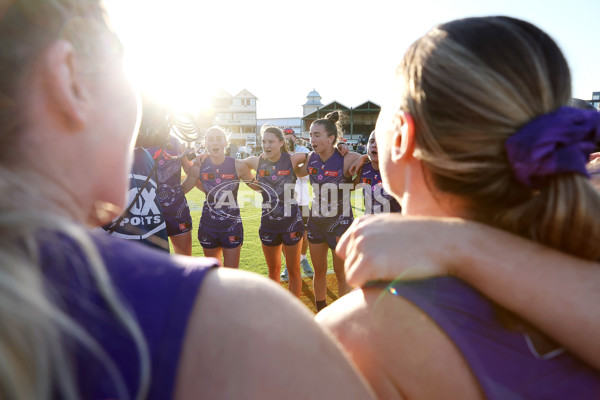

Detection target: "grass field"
[185, 184, 365, 313]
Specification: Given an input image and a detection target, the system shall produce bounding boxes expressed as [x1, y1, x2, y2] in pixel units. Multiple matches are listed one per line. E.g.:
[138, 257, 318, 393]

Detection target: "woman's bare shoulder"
[174, 268, 375, 400]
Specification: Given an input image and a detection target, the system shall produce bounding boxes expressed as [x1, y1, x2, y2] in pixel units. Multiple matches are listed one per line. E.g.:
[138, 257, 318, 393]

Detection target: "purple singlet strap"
[505, 106, 600, 189]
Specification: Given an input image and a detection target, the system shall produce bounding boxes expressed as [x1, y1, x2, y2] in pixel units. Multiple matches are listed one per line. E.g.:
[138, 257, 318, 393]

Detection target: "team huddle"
[9, 0, 600, 396]
[121, 110, 402, 310]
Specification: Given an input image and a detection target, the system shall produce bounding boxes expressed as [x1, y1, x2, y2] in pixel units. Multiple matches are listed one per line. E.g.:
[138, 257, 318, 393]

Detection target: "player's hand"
[349, 154, 368, 176]
[194, 153, 210, 167]
[337, 143, 349, 156]
[337, 215, 471, 287]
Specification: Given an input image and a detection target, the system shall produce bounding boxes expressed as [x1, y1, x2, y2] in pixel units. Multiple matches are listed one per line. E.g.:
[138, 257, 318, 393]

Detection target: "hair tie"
[505, 106, 600, 189]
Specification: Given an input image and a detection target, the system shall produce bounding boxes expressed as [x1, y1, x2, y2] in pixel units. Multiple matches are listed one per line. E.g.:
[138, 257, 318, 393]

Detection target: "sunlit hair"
[0, 0, 149, 398]
[397, 16, 600, 259]
[260, 125, 288, 153]
[204, 125, 229, 142]
[312, 111, 344, 145]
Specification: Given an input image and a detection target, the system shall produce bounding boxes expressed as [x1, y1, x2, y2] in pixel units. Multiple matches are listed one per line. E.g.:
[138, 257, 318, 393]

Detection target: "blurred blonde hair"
[398, 16, 600, 259]
[0, 1, 149, 398]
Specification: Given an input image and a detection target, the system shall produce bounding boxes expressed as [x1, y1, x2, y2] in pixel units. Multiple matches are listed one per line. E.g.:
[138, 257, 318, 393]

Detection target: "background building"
[197, 89, 380, 153]
[210, 89, 258, 146]
[591, 91, 600, 110]
[302, 99, 380, 143]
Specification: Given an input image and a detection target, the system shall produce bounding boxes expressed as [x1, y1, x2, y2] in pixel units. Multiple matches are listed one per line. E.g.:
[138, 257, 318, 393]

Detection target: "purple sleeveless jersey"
[367, 277, 600, 399]
[307, 150, 353, 232]
[198, 156, 242, 231]
[148, 136, 192, 235]
[148, 136, 190, 214]
[360, 161, 402, 214]
[42, 229, 217, 399]
[257, 152, 302, 233]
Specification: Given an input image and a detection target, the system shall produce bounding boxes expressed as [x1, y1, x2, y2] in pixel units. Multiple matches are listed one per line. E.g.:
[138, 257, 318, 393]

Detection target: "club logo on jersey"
[259, 170, 271, 177]
[202, 173, 216, 180]
[308, 167, 318, 175]
[277, 170, 290, 176]
[324, 170, 338, 177]
[229, 236, 240, 242]
[221, 174, 235, 179]
[362, 178, 372, 185]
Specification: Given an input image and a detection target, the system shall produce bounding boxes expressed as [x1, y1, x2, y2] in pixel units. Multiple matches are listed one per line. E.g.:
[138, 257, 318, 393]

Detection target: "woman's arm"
[294, 152, 311, 178]
[235, 160, 261, 192]
[342, 152, 362, 178]
[174, 268, 375, 399]
[241, 156, 260, 172]
[290, 152, 309, 170]
[336, 215, 600, 370]
[349, 154, 369, 176]
[181, 164, 200, 194]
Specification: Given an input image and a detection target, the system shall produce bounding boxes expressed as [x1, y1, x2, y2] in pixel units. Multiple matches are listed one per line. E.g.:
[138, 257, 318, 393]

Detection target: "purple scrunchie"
[505, 106, 600, 189]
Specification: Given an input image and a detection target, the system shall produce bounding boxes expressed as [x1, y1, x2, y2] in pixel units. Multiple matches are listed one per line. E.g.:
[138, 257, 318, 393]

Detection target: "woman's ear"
[42, 39, 88, 132]
[390, 112, 416, 163]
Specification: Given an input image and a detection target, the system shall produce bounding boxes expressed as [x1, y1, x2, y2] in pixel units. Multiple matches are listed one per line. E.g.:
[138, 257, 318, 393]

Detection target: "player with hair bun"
[296, 111, 362, 311]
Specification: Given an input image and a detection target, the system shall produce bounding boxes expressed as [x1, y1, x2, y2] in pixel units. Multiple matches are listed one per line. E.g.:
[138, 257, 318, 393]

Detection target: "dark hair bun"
[325, 111, 340, 124]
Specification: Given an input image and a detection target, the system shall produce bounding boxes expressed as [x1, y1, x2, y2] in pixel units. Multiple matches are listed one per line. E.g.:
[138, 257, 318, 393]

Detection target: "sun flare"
[104, 0, 225, 113]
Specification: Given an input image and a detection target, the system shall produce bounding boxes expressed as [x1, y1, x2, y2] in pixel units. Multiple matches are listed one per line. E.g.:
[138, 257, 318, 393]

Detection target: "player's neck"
[267, 152, 282, 163]
[210, 154, 226, 165]
[318, 146, 335, 162]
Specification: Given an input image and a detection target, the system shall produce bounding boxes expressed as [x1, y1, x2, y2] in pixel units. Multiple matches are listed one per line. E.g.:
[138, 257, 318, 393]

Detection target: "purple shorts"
[164, 203, 192, 237]
[259, 226, 304, 247]
[197, 222, 243, 249]
[307, 216, 352, 250]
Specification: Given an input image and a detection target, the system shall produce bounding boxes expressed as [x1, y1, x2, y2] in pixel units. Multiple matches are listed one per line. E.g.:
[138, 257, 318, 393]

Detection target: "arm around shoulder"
[174, 268, 375, 400]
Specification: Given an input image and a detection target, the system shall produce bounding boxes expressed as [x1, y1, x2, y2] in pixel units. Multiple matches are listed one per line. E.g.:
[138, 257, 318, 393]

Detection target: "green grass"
[185, 184, 365, 275]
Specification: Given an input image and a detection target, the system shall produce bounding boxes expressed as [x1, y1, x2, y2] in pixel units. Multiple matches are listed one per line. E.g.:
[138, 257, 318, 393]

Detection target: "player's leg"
[169, 230, 192, 256]
[332, 248, 350, 297]
[202, 246, 223, 265]
[283, 238, 303, 298]
[222, 245, 242, 269]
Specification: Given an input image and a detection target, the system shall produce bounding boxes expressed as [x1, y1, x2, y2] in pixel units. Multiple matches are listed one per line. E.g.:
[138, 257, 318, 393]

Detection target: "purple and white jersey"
[257, 152, 301, 232]
[307, 149, 353, 231]
[148, 136, 189, 213]
[360, 161, 402, 214]
[198, 156, 241, 229]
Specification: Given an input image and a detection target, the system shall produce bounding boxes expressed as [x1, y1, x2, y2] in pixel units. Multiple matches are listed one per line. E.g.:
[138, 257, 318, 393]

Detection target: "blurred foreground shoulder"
[316, 288, 482, 400]
[174, 268, 375, 400]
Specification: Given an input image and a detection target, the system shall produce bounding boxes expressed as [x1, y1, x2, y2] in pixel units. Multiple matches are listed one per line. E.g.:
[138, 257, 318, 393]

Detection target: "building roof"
[235, 89, 257, 99]
[354, 100, 381, 111]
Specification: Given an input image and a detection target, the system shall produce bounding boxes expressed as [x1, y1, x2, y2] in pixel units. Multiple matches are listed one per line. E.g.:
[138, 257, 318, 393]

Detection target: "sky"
[104, 0, 600, 119]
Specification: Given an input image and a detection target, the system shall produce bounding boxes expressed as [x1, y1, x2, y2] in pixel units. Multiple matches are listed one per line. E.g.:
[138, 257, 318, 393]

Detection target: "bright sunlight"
[104, 0, 227, 113]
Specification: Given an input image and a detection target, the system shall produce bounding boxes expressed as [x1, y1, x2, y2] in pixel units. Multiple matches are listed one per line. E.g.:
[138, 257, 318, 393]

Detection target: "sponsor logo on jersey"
[221, 174, 235, 179]
[290, 231, 302, 239]
[324, 170, 338, 177]
[277, 170, 290, 176]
